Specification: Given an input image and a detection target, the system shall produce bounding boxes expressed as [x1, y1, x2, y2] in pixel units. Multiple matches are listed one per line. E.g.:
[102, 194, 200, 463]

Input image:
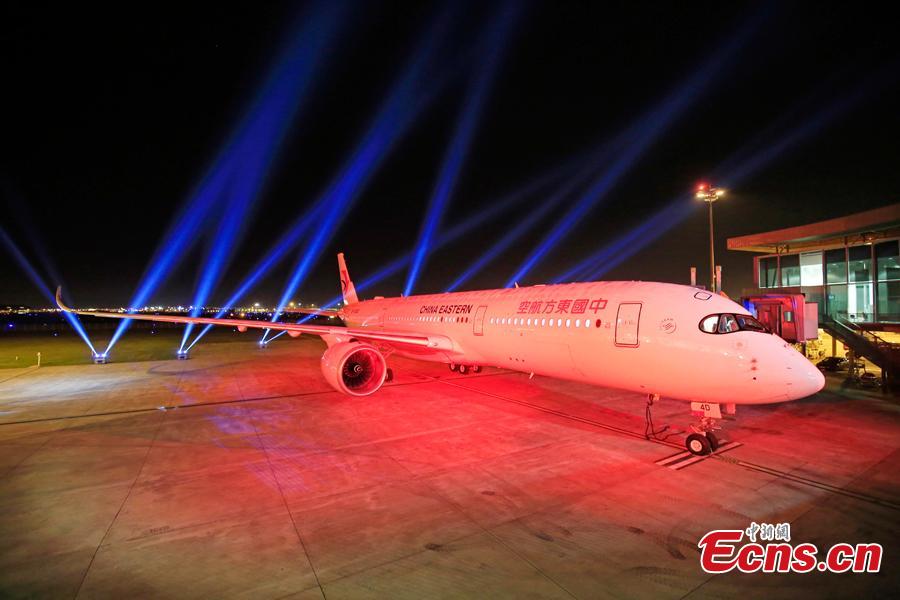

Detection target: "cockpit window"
[736, 314, 768, 332]
[699, 315, 719, 333]
[699, 313, 769, 334]
[718, 314, 740, 333]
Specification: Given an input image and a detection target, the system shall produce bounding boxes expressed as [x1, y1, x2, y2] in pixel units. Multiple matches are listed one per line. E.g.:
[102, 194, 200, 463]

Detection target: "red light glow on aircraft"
[57, 253, 823, 457]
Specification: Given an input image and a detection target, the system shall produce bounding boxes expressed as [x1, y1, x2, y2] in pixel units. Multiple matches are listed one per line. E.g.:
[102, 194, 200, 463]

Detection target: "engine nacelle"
[320, 341, 387, 396]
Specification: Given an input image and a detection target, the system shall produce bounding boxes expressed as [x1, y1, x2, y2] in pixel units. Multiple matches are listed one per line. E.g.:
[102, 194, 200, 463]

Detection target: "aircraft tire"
[458, 364, 469, 375]
[686, 433, 711, 456]
[705, 431, 719, 451]
[449, 363, 458, 372]
[472, 365, 482, 373]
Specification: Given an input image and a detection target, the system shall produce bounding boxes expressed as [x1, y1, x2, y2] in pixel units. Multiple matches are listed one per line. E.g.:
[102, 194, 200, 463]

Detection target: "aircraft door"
[473, 305, 487, 335]
[615, 302, 641, 347]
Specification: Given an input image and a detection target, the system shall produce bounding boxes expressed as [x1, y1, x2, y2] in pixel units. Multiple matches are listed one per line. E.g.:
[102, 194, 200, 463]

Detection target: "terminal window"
[800, 251, 823, 286]
[825, 248, 847, 283]
[876, 241, 900, 322]
[780, 254, 800, 287]
[876, 241, 900, 281]
[759, 257, 778, 287]
[848, 246, 872, 282]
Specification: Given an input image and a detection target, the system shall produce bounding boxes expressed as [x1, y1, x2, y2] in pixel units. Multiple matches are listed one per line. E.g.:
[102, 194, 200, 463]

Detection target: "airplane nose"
[800, 363, 826, 397]
[786, 353, 826, 399]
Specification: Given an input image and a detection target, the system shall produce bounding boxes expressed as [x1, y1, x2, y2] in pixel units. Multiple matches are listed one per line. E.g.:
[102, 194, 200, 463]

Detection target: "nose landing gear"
[685, 430, 719, 456]
[685, 402, 733, 455]
[646, 396, 736, 457]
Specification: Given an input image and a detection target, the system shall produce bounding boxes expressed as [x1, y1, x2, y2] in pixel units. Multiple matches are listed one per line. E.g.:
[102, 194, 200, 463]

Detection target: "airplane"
[56, 252, 825, 456]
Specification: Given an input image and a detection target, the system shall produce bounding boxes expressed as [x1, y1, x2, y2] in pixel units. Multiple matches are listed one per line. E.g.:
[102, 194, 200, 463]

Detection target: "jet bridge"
[741, 293, 818, 343]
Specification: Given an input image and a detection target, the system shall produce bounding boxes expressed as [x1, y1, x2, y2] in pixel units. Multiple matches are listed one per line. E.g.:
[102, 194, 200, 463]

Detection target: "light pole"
[696, 184, 725, 291]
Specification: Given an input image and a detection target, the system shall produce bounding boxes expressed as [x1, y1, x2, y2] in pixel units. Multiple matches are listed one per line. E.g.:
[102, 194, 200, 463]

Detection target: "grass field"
[0, 327, 249, 368]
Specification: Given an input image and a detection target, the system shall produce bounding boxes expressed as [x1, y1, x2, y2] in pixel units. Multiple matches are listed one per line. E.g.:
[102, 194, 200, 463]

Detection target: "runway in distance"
[57, 253, 825, 455]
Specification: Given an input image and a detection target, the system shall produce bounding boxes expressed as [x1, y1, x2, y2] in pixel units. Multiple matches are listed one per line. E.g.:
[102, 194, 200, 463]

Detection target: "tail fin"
[337, 252, 359, 305]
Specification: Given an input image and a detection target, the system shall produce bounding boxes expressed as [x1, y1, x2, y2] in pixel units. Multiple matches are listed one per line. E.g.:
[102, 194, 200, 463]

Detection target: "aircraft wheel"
[472, 365, 482, 373]
[449, 363, 458, 372]
[705, 431, 719, 451]
[385, 368, 394, 383]
[458, 364, 469, 375]
[686, 433, 711, 456]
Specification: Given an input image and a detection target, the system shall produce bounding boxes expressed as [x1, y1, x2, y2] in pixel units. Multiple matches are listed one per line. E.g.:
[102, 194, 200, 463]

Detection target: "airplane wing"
[55, 287, 453, 350]
[280, 307, 341, 317]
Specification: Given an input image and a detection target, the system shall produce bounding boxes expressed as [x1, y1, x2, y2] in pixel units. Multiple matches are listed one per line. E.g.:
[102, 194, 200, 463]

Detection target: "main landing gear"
[449, 363, 482, 375]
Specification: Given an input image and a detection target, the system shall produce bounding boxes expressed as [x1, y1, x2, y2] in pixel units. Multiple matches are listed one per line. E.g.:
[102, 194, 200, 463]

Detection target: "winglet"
[55, 286, 73, 312]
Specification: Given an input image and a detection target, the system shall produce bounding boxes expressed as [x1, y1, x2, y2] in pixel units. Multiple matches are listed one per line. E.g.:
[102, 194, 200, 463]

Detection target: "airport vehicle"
[56, 253, 824, 455]
[817, 356, 847, 372]
[856, 371, 882, 389]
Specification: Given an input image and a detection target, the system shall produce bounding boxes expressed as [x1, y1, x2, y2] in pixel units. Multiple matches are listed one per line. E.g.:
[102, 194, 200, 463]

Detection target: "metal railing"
[824, 314, 899, 373]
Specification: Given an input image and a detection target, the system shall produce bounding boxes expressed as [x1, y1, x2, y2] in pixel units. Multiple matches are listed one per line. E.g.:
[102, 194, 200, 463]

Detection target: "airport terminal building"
[729, 203, 900, 328]
[729, 203, 900, 388]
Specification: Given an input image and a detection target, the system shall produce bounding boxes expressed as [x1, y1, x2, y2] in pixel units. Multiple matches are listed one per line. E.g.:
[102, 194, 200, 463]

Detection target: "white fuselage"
[341, 281, 824, 404]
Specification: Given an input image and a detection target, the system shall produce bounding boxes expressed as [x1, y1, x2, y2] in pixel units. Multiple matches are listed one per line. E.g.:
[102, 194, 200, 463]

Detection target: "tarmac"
[1, 336, 898, 599]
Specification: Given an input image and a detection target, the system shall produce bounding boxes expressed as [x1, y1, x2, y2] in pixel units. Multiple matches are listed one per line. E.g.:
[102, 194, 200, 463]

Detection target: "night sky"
[3, 1, 899, 308]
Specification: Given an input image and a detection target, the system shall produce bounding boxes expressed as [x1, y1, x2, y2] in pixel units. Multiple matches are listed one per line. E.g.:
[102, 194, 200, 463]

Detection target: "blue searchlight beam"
[296, 164, 568, 322]
[445, 164, 595, 293]
[108, 2, 344, 355]
[268, 7, 461, 330]
[184, 204, 325, 350]
[558, 64, 899, 283]
[504, 9, 768, 287]
[178, 3, 343, 351]
[0, 226, 97, 354]
[404, 1, 519, 296]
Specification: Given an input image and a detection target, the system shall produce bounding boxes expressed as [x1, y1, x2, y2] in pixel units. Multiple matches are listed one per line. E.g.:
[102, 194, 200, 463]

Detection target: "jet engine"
[320, 341, 387, 396]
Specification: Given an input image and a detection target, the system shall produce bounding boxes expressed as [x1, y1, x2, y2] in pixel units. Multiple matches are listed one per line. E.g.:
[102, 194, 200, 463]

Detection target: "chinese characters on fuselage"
[516, 298, 607, 315]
